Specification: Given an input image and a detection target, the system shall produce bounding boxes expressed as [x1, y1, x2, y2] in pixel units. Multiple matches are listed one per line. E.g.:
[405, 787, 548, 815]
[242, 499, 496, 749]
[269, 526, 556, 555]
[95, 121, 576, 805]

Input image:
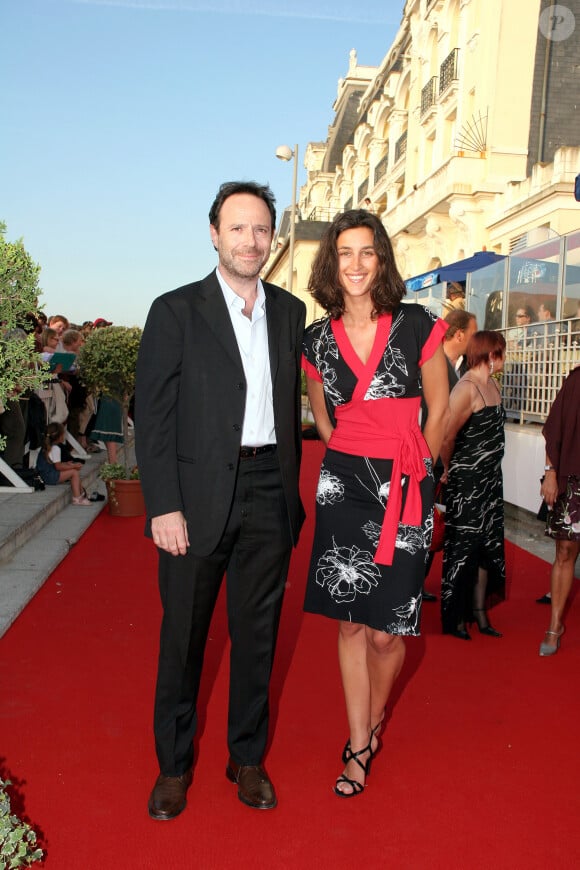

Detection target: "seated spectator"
[36, 422, 91, 505]
[531, 302, 558, 340]
[509, 304, 535, 347]
[442, 282, 466, 315]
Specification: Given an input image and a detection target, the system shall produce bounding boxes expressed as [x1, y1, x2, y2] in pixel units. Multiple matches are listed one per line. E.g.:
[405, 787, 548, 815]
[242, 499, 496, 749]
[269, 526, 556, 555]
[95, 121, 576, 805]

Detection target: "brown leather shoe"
[226, 758, 277, 809]
[148, 768, 193, 820]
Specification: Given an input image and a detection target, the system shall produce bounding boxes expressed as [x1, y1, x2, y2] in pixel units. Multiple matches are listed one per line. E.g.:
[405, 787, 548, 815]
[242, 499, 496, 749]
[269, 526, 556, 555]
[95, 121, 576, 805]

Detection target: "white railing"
[501, 319, 580, 423]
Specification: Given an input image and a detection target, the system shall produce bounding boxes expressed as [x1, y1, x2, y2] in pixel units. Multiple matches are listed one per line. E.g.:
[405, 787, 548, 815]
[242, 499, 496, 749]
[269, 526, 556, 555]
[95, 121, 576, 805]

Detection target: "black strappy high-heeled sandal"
[342, 713, 385, 764]
[334, 742, 372, 799]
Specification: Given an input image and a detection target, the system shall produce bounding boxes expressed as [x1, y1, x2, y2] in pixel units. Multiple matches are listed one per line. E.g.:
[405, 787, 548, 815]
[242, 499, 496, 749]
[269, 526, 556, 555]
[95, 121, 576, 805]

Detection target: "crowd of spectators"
[0, 312, 117, 499]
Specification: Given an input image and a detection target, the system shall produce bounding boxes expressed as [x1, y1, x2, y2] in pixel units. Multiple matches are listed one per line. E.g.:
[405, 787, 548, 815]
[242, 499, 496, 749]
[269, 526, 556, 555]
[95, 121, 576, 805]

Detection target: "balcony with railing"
[373, 151, 389, 186]
[357, 178, 369, 203]
[439, 48, 459, 96]
[394, 130, 407, 164]
[306, 206, 335, 222]
[420, 77, 438, 118]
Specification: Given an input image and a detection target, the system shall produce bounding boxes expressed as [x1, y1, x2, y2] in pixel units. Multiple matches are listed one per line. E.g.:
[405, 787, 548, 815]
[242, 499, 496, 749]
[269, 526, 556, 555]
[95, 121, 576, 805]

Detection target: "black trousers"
[153, 450, 292, 776]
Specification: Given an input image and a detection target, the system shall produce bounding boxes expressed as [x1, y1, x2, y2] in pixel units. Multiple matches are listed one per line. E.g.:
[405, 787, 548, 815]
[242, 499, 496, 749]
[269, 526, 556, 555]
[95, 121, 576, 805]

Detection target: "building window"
[421, 77, 438, 116]
[344, 195, 353, 210]
[395, 130, 407, 163]
[440, 48, 459, 95]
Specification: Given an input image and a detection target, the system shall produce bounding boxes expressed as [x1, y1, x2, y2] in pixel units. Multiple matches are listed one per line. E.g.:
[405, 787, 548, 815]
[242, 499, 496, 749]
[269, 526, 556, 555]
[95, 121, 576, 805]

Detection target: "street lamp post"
[275, 144, 298, 293]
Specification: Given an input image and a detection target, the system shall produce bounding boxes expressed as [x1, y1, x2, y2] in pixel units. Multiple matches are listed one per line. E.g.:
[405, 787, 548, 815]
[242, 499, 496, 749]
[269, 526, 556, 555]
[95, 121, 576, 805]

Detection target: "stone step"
[0, 445, 134, 638]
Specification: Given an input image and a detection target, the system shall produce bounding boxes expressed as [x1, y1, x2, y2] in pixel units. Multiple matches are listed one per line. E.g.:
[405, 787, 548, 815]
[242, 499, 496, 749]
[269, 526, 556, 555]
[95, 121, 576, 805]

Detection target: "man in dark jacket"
[136, 181, 306, 819]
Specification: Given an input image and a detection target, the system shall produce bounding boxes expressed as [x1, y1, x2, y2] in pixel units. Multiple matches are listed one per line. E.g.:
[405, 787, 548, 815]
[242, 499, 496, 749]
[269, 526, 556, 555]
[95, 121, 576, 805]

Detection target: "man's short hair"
[444, 309, 476, 339]
[208, 181, 276, 231]
[62, 329, 82, 348]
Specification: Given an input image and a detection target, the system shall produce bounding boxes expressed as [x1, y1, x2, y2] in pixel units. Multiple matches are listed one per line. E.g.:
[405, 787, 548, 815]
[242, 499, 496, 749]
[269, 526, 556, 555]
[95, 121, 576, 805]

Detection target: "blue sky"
[2, 0, 401, 327]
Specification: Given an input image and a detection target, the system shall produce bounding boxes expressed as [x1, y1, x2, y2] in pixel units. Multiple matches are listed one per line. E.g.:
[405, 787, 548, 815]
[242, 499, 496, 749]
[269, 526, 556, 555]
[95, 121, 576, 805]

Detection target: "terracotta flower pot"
[105, 478, 145, 517]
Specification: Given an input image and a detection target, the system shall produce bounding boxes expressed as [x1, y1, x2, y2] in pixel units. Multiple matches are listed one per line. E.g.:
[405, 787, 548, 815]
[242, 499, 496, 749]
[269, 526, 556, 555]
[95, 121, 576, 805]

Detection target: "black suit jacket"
[135, 270, 306, 556]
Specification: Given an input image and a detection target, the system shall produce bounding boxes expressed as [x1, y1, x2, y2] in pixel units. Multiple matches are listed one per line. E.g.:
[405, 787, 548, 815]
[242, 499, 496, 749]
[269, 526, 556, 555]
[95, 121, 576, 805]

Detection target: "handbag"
[430, 481, 446, 553]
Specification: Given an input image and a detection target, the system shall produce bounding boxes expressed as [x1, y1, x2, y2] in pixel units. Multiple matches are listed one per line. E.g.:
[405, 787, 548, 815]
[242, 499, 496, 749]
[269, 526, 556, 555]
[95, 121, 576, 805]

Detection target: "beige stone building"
[264, 0, 580, 326]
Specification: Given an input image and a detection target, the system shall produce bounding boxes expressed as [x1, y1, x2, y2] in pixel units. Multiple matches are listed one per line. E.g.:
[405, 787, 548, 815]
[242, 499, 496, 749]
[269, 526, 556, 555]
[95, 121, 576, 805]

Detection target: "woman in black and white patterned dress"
[440, 330, 507, 640]
[302, 210, 449, 798]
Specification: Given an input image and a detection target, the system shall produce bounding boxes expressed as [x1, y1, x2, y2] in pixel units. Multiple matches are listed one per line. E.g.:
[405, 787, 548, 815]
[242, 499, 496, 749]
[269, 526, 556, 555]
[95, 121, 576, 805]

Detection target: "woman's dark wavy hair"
[466, 330, 506, 369]
[308, 209, 406, 319]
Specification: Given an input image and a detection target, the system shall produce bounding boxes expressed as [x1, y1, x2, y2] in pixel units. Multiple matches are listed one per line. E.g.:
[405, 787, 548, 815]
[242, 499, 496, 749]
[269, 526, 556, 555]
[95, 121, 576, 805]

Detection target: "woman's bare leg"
[542, 540, 580, 650]
[336, 621, 405, 793]
[366, 627, 405, 745]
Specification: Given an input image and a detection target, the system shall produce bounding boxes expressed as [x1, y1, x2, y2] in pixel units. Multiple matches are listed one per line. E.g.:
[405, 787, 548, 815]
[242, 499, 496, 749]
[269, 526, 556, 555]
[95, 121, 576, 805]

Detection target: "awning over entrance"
[405, 251, 506, 291]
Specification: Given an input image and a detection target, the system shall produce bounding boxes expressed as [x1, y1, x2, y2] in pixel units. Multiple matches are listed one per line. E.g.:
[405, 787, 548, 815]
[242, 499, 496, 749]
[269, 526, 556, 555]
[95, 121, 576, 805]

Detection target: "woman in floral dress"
[302, 210, 448, 798]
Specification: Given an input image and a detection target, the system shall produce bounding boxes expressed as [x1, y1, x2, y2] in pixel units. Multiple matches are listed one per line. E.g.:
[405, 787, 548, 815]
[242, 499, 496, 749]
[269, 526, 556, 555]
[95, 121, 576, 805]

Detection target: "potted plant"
[78, 325, 145, 516]
[98, 461, 144, 517]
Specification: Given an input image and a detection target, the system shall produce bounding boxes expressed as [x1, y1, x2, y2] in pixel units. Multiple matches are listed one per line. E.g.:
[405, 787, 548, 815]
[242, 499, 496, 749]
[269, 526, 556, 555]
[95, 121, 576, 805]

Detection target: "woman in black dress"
[302, 210, 449, 797]
[440, 330, 507, 640]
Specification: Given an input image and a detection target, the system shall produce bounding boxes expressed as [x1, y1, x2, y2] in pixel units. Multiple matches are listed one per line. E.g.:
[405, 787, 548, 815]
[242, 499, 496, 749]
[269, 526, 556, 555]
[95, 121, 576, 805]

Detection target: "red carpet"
[1, 441, 579, 868]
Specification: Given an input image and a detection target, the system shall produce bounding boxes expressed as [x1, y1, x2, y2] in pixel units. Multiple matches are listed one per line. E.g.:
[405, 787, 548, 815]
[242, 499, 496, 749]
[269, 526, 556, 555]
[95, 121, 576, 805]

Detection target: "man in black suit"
[136, 181, 306, 819]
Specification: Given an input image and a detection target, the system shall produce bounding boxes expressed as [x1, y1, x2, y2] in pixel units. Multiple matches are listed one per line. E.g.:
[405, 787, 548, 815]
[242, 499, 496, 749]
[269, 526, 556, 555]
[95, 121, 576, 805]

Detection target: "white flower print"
[312, 318, 339, 361]
[423, 509, 434, 549]
[316, 468, 345, 505]
[385, 594, 422, 634]
[319, 359, 345, 406]
[395, 524, 425, 555]
[364, 370, 405, 400]
[362, 520, 382, 548]
[316, 542, 381, 604]
[356, 458, 391, 507]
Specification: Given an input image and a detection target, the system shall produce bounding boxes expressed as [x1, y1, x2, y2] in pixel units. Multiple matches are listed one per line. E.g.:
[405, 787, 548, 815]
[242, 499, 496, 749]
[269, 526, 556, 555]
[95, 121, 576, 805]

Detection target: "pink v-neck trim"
[331, 313, 392, 390]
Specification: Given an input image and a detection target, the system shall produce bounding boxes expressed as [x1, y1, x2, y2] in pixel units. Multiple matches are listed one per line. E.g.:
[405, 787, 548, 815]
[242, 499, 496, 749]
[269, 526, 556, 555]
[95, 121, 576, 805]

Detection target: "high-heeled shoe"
[370, 716, 385, 758]
[539, 625, 564, 656]
[341, 715, 385, 765]
[444, 627, 471, 640]
[334, 742, 372, 798]
[472, 609, 502, 638]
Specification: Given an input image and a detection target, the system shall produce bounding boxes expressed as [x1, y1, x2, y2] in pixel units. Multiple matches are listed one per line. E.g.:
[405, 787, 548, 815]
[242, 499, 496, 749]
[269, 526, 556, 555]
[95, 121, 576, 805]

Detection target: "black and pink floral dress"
[302, 304, 446, 635]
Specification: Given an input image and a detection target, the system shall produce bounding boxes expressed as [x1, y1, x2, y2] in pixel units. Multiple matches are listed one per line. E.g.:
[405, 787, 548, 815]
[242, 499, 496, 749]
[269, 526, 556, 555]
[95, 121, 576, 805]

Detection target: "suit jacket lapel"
[264, 283, 282, 388]
[196, 271, 243, 370]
